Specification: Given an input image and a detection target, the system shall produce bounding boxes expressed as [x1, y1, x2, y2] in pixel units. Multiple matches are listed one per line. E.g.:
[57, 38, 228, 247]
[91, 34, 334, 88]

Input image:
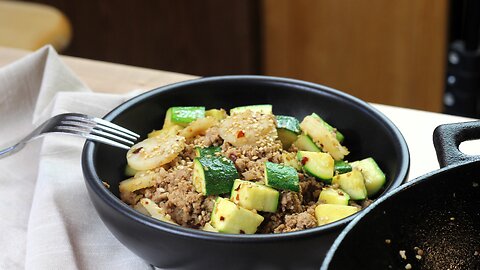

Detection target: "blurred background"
[1, 0, 479, 116]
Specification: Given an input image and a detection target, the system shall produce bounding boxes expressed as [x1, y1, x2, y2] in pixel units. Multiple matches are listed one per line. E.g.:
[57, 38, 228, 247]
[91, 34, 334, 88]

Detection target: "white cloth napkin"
[0, 46, 152, 270]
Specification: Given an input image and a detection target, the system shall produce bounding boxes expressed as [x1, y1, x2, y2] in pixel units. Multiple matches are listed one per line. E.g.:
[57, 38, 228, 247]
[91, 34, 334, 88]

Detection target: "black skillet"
[321, 121, 480, 270]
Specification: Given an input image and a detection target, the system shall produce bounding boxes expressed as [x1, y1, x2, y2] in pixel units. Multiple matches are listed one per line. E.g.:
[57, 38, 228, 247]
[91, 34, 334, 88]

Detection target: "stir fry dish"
[119, 105, 386, 234]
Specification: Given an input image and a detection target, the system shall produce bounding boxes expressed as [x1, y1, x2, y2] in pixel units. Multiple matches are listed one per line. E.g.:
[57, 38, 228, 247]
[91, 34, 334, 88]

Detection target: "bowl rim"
[82, 75, 410, 242]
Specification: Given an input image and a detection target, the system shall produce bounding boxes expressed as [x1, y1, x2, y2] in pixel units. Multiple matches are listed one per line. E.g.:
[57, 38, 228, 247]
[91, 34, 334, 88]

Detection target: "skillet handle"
[433, 120, 480, 168]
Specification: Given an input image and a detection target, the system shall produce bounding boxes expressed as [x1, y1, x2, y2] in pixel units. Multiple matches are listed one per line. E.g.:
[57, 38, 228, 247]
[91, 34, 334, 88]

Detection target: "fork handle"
[0, 144, 22, 159]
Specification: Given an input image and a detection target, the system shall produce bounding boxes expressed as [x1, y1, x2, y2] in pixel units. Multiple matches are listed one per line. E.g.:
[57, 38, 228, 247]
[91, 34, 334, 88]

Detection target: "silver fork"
[0, 113, 140, 159]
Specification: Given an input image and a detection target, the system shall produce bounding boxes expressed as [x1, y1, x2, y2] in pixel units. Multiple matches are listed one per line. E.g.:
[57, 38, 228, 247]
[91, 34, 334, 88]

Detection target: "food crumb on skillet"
[399, 250, 407, 260]
[414, 246, 424, 256]
[405, 263, 412, 269]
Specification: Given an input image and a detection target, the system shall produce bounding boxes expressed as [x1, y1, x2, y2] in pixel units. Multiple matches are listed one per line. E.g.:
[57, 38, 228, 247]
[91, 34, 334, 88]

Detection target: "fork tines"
[55, 113, 140, 150]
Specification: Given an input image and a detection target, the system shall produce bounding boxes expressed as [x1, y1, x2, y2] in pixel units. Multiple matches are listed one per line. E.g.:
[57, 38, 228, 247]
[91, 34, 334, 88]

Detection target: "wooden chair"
[0, 1, 71, 51]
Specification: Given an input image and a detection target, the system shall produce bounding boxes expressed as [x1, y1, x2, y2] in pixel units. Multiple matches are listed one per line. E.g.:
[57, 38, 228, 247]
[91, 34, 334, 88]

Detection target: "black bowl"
[82, 75, 410, 270]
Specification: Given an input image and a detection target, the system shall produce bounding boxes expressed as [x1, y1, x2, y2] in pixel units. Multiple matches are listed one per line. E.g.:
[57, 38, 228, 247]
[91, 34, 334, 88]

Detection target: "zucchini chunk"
[230, 179, 279, 213]
[205, 108, 227, 121]
[311, 113, 345, 143]
[202, 222, 219, 232]
[264, 161, 300, 192]
[350, 157, 386, 196]
[300, 115, 349, 160]
[315, 204, 359, 226]
[292, 134, 321, 152]
[332, 170, 367, 200]
[281, 152, 302, 171]
[276, 115, 301, 149]
[195, 146, 222, 157]
[230, 104, 273, 115]
[334, 160, 352, 174]
[192, 156, 239, 195]
[140, 198, 177, 225]
[318, 187, 350, 205]
[164, 106, 205, 127]
[297, 151, 334, 183]
[210, 197, 264, 234]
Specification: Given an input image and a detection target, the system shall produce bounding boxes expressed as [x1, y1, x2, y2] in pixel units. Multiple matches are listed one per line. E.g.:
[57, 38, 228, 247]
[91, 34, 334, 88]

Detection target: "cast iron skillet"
[321, 121, 480, 270]
[82, 75, 410, 269]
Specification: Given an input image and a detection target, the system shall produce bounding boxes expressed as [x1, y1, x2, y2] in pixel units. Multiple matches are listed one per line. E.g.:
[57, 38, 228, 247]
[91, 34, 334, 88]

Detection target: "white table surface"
[373, 103, 477, 180]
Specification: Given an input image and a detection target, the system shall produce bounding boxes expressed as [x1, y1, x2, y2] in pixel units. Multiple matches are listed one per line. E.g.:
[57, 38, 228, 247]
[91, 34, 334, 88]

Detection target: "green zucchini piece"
[315, 204, 359, 226]
[163, 107, 174, 128]
[277, 129, 299, 149]
[230, 179, 279, 213]
[332, 170, 367, 200]
[297, 151, 334, 183]
[311, 113, 345, 143]
[318, 187, 350, 205]
[165, 106, 205, 127]
[230, 104, 273, 115]
[281, 152, 302, 171]
[192, 156, 239, 195]
[276, 115, 301, 149]
[334, 160, 352, 174]
[276, 115, 301, 133]
[202, 222, 219, 232]
[300, 115, 349, 160]
[264, 161, 300, 192]
[210, 197, 264, 234]
[293, 134, 321, 152]
[205, 108, 227, 121]
[350, 157, 386, 196]
[195, 146, 222, 157]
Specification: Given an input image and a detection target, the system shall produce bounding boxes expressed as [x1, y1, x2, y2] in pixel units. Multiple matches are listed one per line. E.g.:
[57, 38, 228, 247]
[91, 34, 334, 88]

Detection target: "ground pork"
[222, 139, 283, 181]
[280, 191, 304, 213]
[299, 174, 324, 203]
[120, 110, 373, 234]
[140, 146, 215, 228]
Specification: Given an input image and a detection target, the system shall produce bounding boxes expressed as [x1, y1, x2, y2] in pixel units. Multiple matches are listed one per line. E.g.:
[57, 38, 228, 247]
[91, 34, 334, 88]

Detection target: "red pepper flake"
[229, 153, 238, 162]
[301, 156, 309, 165]
[234, 185, 241, 191]
[240, 230, 245, 234]
[237, 130, 245, 138]
[220, 216, 225, 221]
[132, 147, 143, 154]
[144, 201, 149, 204]
[236, 194, 240, 200]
